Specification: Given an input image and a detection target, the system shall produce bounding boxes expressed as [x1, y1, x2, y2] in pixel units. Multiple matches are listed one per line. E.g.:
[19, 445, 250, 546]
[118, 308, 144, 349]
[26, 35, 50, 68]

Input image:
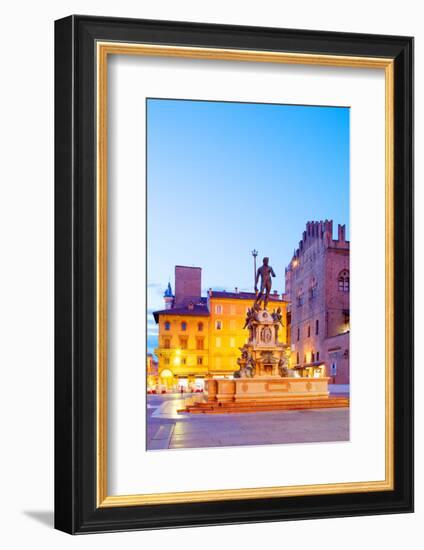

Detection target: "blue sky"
[147, 98, 350, 353]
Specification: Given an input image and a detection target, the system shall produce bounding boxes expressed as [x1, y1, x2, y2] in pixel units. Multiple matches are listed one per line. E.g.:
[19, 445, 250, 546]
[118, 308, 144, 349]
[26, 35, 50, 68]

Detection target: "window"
[197, 322, 203, 332]
[338, 270, 349, 292]
[164, 357, 170, 365]
[307, 325, 311, 338]
[163, 338, 171, 349]
[316, 351, 320, 361]
[229, 337, 236, 348]
[296, 352, 299, 364]
[164, 321, 170, 331]
[309, 277, 317, 299]
[181, 321, 187, 331]
[215, 320, 222, 330]
[179, 337, 188, 349]
[315, 319, 319, 335]
[297, 327, 300, 341]
[197, 356, 203, 365]
[296, 289, 304, 307]
[215, 337, 221, 348]
[311, 351, 315, 362]
[196, 338, 204, 350]
[181, 357, 187, 365]
[215, 304, 223, 314]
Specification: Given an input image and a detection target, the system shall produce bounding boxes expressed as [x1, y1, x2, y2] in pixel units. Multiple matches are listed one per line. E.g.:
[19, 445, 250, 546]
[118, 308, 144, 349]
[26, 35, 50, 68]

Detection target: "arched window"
[338, 270, 350, 292]
[181, 321, 187, 331]
[164, 321, 170, 331]
[197, 322, 203, 332]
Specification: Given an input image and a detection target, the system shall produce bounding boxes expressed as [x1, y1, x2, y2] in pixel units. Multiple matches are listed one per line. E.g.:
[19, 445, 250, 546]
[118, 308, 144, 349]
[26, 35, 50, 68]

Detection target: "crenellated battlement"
[288, 220, 349, 268]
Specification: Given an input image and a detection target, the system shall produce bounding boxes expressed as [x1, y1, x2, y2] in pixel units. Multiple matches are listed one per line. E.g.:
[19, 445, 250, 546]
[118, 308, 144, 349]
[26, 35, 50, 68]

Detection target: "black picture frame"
[55, 15, 414, 534]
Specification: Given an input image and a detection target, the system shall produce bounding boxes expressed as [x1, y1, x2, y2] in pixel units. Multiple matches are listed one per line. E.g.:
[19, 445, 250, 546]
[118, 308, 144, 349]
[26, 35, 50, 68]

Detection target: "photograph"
[146, 98, 350, 451]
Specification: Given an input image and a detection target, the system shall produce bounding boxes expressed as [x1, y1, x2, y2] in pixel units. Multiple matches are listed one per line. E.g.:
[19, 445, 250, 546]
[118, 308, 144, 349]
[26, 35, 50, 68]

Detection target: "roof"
[209, 291, 286, 302]
[153, 304, 209, 323]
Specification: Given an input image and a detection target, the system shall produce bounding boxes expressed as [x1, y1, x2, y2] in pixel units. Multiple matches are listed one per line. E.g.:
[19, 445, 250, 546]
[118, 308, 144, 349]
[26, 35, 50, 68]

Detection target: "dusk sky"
[147, 98, 350, 353]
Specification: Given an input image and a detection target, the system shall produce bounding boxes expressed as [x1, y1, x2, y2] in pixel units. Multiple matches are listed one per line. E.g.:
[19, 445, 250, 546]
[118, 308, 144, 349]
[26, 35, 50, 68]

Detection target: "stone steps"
[180, 396, 349, 414]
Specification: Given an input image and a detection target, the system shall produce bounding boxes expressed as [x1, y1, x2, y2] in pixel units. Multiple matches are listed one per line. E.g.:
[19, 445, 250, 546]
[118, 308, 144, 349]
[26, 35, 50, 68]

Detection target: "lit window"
[338, 270, 350, 292]
[164, 321, 170, 331]
[181, 321, 187, 331]
[229, 337, 236, 348]
[197, 322, 203, 332]
[197, 356, 203, 365]
[215, 304, 223, 314]
[216, 337, 221, 348]
[181, 358, 186, 365]
[216, 320, 222, 330]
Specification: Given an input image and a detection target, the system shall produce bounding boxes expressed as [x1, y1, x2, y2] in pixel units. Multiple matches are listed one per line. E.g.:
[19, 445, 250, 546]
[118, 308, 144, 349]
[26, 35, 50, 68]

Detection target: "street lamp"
[251, 249, 258, 293]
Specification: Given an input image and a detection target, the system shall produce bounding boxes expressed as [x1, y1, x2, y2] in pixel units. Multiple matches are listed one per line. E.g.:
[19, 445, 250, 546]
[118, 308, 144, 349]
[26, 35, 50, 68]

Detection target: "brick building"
[284, 220, 350, 384]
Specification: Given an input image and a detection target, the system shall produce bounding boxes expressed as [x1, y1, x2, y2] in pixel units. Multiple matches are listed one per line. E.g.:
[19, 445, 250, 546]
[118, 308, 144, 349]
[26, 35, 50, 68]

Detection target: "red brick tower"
[284, 220, 350, 384]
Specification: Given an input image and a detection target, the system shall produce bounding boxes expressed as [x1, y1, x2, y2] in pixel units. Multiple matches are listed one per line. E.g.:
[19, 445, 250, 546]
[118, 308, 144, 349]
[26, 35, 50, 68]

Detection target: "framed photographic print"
[54, 15, 414, 534]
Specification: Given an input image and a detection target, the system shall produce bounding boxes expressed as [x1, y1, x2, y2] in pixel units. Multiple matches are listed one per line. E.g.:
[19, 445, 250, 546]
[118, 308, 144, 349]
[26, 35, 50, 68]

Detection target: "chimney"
[235, 287, 239, 294]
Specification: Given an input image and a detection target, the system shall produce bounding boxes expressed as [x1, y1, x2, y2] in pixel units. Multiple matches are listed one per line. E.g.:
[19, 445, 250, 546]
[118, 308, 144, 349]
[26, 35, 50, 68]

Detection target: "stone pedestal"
[205, 376, 330, 404]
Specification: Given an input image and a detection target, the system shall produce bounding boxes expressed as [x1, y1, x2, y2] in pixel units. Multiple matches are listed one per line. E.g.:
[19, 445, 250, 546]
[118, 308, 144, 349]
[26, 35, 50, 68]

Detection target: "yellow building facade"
[153, 288, 287, 390]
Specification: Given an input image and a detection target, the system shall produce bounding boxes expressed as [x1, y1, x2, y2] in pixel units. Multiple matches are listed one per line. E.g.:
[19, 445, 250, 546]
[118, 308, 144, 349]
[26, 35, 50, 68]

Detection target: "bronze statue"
[272, 307, 284, 340]
[254, 257, 276, 309]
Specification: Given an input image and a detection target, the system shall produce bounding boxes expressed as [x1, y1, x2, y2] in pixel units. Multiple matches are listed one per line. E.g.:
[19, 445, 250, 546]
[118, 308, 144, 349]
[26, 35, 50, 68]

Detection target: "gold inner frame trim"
[96, 41, 395, 508]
